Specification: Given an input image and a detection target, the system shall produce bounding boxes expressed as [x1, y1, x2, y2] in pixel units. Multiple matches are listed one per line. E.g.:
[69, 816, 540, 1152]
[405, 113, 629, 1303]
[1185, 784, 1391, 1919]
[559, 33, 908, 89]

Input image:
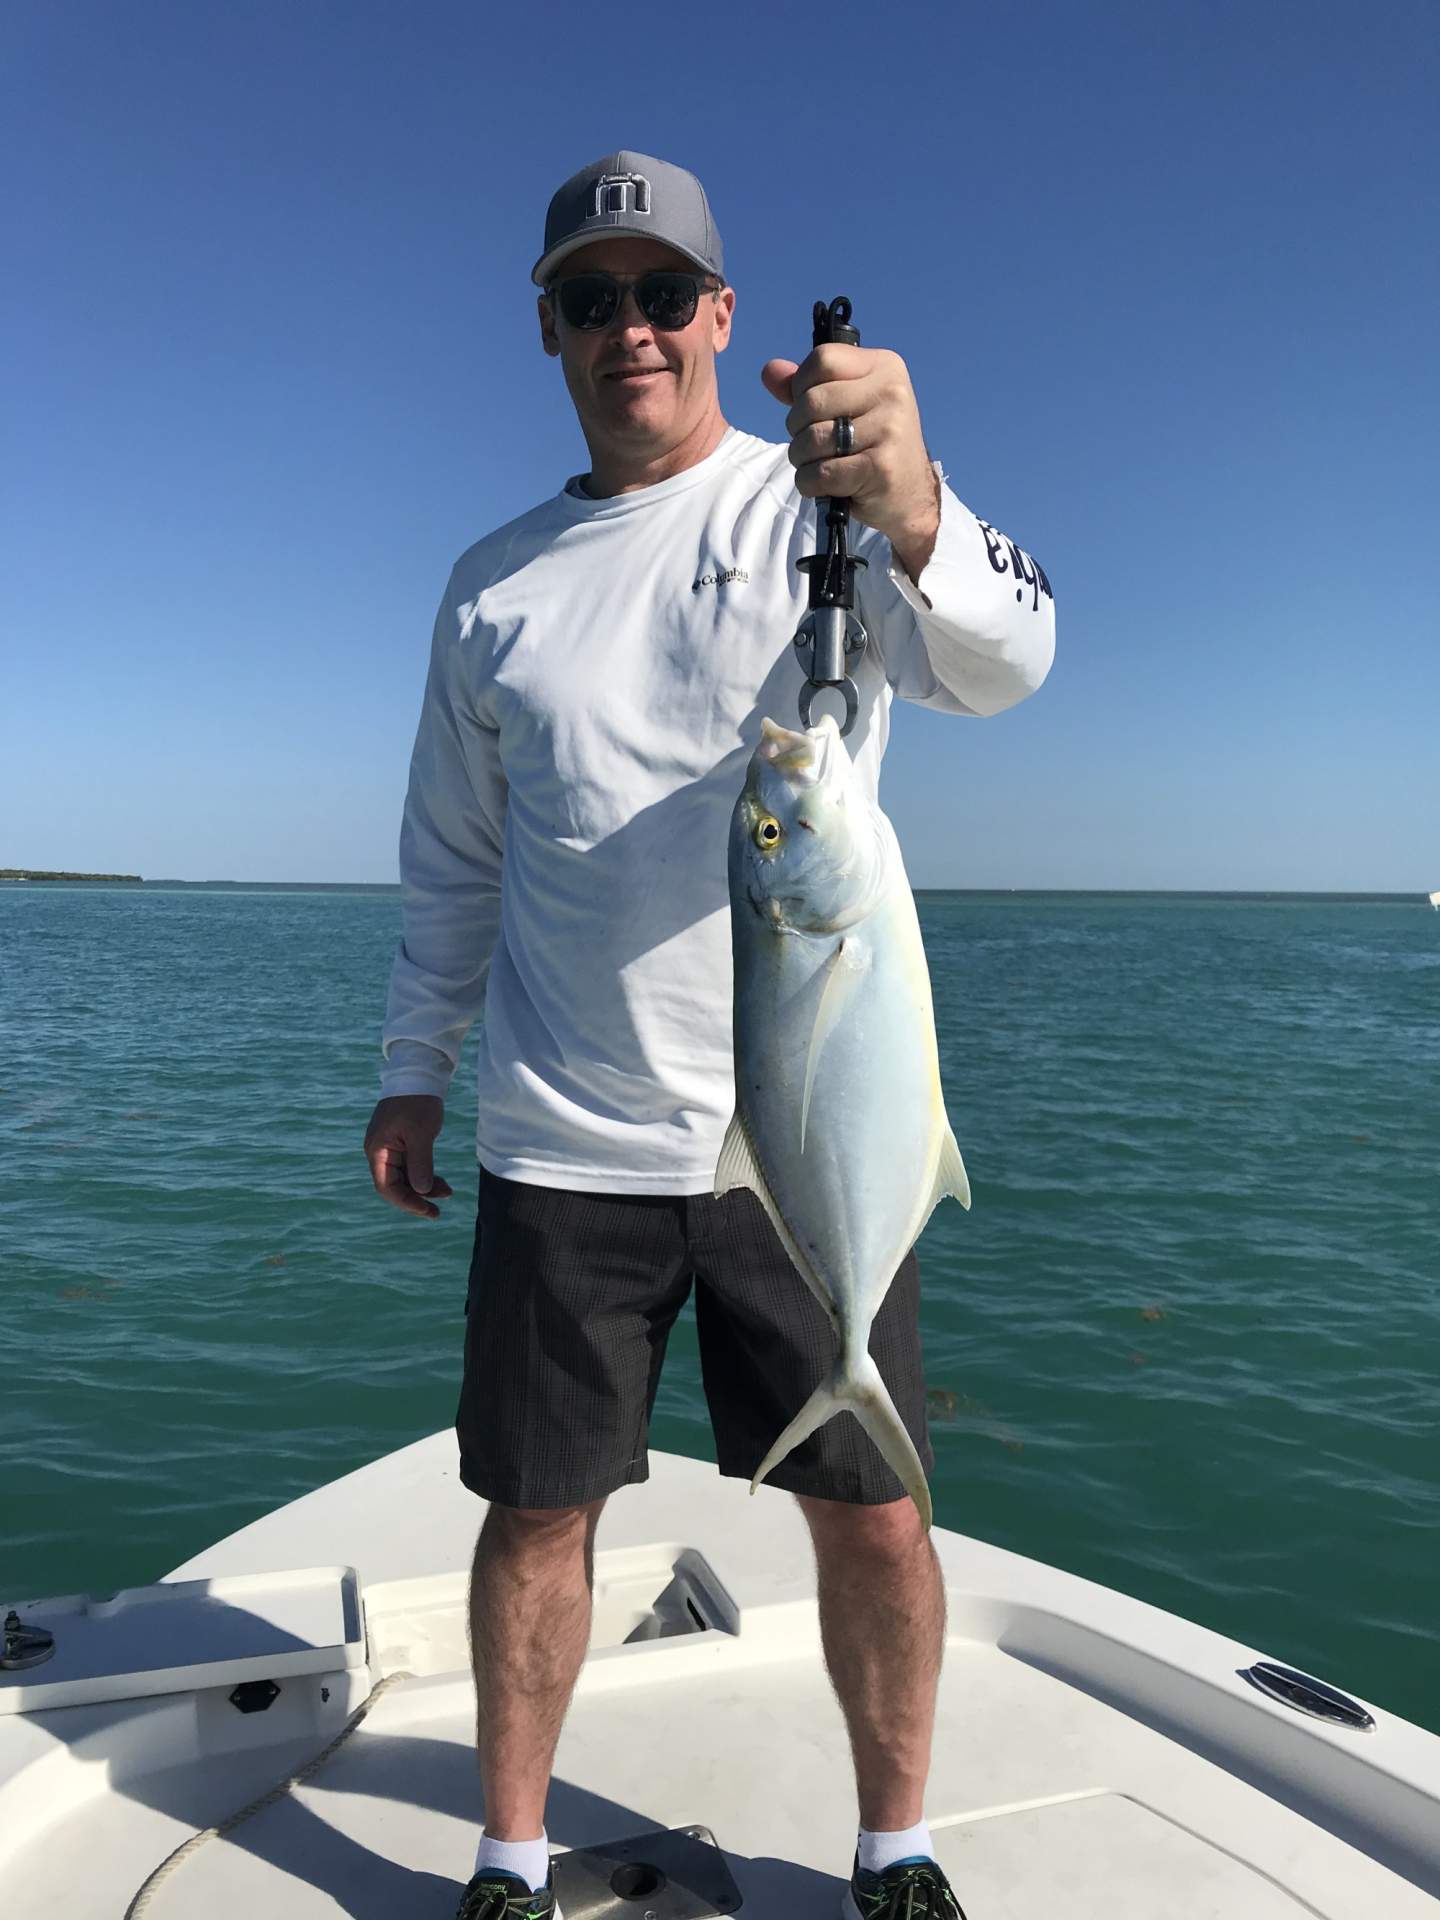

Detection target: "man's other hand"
[364, 1095, 455, 1219]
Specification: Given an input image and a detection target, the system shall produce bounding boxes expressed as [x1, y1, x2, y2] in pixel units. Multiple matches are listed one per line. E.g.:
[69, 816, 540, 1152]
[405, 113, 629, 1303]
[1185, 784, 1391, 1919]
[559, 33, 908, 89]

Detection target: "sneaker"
[454, 1866, 561, 1920]
[842, 1852, 968, 1919]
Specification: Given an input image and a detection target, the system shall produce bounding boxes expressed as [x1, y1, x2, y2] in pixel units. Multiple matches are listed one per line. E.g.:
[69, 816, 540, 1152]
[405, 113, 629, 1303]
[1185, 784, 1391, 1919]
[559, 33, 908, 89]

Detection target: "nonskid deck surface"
[4, 1437, 1439, 1918]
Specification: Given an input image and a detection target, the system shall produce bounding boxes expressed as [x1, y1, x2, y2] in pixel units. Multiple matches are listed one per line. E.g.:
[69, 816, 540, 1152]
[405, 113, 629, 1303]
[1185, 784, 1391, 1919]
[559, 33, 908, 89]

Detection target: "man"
[364, 152, 1054, 1920]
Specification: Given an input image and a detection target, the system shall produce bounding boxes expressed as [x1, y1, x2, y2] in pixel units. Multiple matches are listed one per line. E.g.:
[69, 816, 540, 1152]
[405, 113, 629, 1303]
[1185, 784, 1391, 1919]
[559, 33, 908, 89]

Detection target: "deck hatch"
[0, 1566, 364, 1714]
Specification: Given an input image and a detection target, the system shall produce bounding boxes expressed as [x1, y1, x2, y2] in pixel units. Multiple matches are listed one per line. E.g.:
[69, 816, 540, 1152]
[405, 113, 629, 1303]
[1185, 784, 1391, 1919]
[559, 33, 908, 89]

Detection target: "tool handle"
[794, 295, 870, 736]
[800, 295, 866, 610]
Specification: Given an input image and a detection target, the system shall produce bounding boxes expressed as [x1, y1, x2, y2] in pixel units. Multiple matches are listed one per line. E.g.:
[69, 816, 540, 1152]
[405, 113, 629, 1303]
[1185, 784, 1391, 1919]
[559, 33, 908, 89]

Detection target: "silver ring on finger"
[834, 416, 854, 458]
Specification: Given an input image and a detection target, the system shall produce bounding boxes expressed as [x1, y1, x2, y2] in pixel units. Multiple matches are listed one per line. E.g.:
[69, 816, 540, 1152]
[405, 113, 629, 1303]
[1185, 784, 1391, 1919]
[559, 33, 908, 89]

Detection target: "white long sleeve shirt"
[380, 426, 1054, 1193]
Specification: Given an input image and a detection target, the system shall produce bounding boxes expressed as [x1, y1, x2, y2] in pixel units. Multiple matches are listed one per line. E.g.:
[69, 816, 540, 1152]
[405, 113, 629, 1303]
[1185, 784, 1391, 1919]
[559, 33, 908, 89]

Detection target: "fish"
[714, 714, 971, 1529]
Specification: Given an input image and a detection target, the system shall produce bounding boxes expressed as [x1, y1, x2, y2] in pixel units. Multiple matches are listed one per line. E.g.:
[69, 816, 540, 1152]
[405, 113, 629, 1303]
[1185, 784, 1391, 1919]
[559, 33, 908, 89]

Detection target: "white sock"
[475, 1831, 551, 1892]
[858, 1820, 934, 1875]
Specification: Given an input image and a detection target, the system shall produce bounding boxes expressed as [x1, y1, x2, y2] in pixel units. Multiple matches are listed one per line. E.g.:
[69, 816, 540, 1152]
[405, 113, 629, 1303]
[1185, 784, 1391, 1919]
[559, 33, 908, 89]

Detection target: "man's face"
[538, 236, 735, 455]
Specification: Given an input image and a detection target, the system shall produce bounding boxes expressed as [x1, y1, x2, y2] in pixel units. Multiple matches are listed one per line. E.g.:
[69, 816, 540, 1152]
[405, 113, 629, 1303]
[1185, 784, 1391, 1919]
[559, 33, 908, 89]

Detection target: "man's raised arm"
[763, 341, 1055, 719]
[859, 469, 1056, 717]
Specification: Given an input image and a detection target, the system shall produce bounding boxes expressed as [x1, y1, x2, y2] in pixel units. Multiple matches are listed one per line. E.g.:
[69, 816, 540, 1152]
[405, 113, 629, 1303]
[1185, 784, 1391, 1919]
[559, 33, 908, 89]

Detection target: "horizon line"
[4, 878, 1433, 900]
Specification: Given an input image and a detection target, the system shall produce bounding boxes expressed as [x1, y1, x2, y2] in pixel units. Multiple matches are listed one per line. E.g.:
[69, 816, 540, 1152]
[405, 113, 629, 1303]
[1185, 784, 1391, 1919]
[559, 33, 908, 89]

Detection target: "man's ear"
[538, 294, 561, 358]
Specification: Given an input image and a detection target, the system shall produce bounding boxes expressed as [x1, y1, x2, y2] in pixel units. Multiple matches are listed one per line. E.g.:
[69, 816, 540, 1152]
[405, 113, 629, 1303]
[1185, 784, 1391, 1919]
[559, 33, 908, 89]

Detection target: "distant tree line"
[0, 869, 143, 883]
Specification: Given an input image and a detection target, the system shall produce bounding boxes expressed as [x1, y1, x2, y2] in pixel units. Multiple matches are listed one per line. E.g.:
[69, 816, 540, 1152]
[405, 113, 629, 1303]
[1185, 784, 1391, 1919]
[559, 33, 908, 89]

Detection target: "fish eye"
[754, 815, 783, 851]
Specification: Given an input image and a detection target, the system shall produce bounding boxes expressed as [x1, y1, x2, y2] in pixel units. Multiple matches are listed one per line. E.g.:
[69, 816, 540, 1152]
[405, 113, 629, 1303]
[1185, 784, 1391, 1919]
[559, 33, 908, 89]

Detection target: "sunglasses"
[546, 269, 723, 332]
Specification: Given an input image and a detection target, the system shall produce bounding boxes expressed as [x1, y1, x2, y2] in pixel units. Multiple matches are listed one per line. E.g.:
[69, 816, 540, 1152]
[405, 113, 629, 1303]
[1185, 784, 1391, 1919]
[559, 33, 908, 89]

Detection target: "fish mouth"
[756, 714, 839, 785]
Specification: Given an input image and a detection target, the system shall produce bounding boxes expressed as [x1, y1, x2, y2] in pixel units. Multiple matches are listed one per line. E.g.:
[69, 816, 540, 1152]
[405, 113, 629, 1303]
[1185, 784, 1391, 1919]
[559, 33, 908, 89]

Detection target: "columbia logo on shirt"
[692, 567, 750, 592]
[977, 521, 1053, 611]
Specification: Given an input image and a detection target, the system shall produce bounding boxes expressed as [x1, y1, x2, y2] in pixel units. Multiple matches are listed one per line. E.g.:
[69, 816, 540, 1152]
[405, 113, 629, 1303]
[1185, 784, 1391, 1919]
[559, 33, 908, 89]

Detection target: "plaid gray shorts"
[457, 1165, 933, 1510]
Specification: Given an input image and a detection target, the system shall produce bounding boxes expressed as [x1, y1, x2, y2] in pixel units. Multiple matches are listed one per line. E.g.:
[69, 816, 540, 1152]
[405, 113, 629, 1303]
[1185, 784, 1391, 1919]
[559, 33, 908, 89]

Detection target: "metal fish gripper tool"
[794, 294, 869, 736]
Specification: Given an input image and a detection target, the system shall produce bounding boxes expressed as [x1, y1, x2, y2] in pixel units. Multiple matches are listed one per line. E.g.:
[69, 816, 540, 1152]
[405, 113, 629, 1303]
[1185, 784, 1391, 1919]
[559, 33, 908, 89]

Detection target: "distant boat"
[1431, 890, 1440, 909]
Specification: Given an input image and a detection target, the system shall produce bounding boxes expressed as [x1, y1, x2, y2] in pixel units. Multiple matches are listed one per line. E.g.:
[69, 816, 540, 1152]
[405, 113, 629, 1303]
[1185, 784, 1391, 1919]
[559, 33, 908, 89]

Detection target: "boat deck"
[3, 1433, 1438, 1917]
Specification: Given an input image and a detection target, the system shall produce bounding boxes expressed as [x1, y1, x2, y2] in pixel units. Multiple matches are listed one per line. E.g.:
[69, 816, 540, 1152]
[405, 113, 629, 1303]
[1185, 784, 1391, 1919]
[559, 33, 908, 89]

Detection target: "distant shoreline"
[0, 869, 142, 884]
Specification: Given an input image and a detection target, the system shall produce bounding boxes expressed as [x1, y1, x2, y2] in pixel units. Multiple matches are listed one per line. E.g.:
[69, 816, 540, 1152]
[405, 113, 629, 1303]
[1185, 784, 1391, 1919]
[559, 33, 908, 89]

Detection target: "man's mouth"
[605, 368, 669, 383]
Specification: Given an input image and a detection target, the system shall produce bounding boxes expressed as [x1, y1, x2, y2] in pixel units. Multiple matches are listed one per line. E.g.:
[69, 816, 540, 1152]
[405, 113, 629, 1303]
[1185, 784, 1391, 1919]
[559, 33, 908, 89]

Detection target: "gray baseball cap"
[531, 151, 725, 288]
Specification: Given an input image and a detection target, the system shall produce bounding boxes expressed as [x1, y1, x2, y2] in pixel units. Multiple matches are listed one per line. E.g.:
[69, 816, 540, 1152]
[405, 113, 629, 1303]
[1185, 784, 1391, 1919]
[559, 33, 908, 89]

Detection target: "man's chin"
[595, 400, 679, 439]
[599, 388, 673, 416]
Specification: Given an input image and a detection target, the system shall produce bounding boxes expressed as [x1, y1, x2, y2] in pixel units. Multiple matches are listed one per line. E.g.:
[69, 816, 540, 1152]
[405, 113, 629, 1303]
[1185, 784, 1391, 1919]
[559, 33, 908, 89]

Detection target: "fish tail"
[846, 1352, 934, 1532]
[750, 1350, 933, 1532]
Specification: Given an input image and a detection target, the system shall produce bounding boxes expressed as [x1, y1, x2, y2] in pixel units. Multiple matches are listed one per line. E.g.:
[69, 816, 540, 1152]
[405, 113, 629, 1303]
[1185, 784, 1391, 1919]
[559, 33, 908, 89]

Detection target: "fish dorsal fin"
[715, 1109, 839, 1327]
[893, 1123, 973, 1276]
[932, 1126, 972, 1212]
[801, 937, 861, 1155]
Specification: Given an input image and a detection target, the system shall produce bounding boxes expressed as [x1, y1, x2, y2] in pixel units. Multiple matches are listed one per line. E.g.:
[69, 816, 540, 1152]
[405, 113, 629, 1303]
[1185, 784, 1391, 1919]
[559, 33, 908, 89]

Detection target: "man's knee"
[476, 1496, 607, 1558]
[796, 1491, 928, 1563]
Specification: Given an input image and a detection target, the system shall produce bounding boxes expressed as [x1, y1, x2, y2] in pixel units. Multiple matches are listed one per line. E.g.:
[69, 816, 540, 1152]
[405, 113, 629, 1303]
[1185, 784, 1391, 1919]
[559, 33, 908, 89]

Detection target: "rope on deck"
[123, 1667, 417, 1917]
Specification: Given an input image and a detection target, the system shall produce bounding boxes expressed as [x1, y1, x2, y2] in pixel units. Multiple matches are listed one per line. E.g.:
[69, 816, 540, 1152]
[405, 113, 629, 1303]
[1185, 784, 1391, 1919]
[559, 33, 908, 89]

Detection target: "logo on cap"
[590, 171, 652, 220]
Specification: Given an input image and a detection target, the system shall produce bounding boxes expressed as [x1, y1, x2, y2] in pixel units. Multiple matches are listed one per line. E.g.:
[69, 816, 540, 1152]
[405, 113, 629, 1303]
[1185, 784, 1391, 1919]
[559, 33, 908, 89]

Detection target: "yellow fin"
[714, 1106, 763, 1200]
[932, 1126, 972, 1212]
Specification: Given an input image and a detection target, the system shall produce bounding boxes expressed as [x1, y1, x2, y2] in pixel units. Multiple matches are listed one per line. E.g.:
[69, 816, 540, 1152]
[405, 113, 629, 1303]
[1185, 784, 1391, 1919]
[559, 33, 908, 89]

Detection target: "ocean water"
[2, 885, 1437, 1737]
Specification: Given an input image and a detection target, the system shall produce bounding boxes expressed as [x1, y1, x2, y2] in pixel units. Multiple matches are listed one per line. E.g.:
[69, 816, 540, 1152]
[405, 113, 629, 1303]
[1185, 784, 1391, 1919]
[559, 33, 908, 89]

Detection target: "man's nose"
[609, 284, 651, 329]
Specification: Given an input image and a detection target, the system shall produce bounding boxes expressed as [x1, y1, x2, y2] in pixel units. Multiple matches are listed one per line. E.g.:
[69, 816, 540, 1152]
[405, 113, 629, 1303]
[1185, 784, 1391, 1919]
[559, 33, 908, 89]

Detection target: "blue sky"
[6, 0, 1436, 888]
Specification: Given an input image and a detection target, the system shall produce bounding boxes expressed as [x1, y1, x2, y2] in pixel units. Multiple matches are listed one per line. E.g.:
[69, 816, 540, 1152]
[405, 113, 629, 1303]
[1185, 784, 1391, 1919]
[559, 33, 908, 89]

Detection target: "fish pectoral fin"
[714, 1108, 839, 1328]
[801, 938, 861, 1155]
[932, 1126, 972, 1212]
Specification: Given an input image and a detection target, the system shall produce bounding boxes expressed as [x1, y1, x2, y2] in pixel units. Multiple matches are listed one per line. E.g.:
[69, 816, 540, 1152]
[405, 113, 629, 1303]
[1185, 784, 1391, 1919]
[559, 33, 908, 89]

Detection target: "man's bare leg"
[469, 1499, 605, 1838]
[797, 1492, 945, 1832]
